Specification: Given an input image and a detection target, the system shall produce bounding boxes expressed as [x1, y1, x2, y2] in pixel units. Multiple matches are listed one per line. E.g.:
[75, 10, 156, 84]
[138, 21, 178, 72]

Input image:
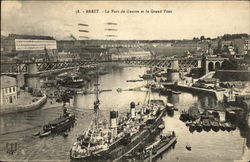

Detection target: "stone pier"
[26, 63, 41, 90]
[167, 60, 180, 82]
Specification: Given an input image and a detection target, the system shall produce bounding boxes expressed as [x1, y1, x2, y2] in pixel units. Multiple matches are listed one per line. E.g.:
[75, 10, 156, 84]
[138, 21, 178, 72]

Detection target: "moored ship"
[57, 73, 86, 88]
[70, 75, 167, 161]
[70, 101, 167, 161]
[122, 131, 177, 162]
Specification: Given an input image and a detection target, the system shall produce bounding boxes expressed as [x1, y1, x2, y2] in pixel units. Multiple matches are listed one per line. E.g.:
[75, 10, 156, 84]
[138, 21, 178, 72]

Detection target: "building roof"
[7, 34, 55, 40]
[0, 75, 17, 88]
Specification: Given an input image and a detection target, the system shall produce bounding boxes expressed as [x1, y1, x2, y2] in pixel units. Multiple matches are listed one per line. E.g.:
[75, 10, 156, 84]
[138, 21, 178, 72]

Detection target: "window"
[9, 96, 13, 103]
[5, 88, 8, 94]
[13, 87, 15, 92]
[9, 87, 12, 93]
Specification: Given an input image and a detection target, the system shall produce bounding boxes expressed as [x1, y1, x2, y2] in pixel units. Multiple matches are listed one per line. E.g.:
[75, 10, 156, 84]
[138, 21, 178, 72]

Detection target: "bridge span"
[1, 58, 202, 75]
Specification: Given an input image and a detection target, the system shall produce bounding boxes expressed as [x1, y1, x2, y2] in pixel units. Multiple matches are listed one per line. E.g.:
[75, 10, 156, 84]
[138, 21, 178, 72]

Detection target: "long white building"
[15, 39, 56, 51]
[2, 34, 57, 52]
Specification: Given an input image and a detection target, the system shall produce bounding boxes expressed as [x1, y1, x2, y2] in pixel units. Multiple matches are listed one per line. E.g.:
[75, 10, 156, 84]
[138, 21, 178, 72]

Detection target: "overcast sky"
[1, 1, 249, 40]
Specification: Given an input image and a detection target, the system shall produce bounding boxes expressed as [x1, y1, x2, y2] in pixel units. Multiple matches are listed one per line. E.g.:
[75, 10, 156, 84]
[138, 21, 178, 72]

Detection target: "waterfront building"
[218, 38, 250, 56]
[2, 34, 58, 61]
[0, 75, 18, 105]
[57, 51, 80, 62]
[2, 34, 57, 52]
[111, 49, 151, 60]
[244, 39, 250, 53]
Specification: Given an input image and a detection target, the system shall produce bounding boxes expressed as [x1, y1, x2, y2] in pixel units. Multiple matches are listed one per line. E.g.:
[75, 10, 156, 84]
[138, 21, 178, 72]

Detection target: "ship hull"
[44, 115, 76, 134]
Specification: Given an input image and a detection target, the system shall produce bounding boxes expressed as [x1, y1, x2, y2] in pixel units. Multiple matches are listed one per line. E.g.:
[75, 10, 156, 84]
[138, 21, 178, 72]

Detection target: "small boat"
[225, 122, 232, 131]
[33, 131, 40, 136]
[39, 131, 51, 138]
[57, 74, 86, 88]
[172, 91, 181, 95]
[134, 132, 177, 162]
[231, 123, 236, 130]
[219, 122, 226, 131]
[189, 122, 196, 129]
[126, 79, 143, 82]
[186, 121, 192, 126]
[210, 121, 216, 128]
[180, 110, 190, 121]
[117, 88, 122, 92]
[211, 120, 220, 132]
[214, 121, 220, 130]
[158, 124, 165, 130]
[202, 119, 211, 130]
[139, 74, 154, 80]
[196, 121, 202, 130]
[186, 144, 192, 151]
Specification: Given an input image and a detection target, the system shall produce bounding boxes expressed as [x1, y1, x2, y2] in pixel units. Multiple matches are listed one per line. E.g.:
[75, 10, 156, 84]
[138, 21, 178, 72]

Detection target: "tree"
[193, 37, 199, 41]
[200, 36, 205, 40]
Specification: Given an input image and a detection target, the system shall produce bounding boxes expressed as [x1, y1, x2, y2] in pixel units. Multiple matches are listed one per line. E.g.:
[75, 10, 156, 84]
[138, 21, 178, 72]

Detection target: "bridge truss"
[0, 59, 201, 74]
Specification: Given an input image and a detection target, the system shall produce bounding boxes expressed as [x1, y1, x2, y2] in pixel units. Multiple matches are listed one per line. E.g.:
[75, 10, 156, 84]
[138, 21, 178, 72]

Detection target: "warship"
[70, 73, 167, 161]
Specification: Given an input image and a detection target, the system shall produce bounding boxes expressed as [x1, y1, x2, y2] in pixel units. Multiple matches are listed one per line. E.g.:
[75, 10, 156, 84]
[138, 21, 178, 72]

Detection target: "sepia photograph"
[0, 1, 250, 162]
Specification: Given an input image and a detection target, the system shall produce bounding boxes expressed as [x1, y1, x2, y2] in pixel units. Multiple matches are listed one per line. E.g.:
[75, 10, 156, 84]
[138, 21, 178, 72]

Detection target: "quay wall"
[214, 70, 250, 81]
[172, 84, 224, 101]
[235, 95, 250, 127]
[0, 94, 47, 115]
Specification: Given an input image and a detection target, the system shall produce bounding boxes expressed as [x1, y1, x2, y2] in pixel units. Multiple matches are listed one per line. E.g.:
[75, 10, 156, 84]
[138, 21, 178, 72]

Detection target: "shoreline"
[0, 94, 47, 115]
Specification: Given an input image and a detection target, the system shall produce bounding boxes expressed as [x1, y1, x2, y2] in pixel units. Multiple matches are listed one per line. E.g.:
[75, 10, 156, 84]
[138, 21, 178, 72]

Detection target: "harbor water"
[0, 66, 249, 161]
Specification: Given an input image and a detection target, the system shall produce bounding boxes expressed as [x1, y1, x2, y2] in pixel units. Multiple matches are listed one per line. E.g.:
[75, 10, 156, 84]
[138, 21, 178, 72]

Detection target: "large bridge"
[1, 58, 202, 75]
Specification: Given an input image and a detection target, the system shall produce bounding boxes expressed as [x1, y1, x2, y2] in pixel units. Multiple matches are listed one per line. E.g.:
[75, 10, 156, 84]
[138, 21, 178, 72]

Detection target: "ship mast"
[86, 70, 101, 155]
[94, 70, 100, 126]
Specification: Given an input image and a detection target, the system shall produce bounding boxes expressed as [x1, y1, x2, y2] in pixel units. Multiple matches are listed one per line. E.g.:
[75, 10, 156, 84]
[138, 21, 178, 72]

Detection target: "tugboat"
[39, 105, 76, 138]
[70, 75, 167, 161]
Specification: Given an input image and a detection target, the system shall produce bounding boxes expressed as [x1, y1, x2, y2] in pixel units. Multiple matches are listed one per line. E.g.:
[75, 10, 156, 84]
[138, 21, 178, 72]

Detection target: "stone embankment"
[173, 84, 225, 101]
[0, 94, 47, 115]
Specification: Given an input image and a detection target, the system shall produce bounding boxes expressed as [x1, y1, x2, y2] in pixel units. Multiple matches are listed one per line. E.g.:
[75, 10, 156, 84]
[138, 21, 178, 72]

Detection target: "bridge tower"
[26, 63, 41, 90]
[167, 60, 179, 83]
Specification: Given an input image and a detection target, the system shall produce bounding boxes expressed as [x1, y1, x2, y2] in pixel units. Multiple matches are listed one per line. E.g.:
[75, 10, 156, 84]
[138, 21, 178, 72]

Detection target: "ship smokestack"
[110, 111, 118, 128]
[130, 102, 136, 119]
[110, 111, 118, 138]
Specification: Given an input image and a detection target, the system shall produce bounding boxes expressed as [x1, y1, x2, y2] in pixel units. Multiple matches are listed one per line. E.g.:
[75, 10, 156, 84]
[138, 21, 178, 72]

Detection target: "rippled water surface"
[0, 67, 249, 162]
